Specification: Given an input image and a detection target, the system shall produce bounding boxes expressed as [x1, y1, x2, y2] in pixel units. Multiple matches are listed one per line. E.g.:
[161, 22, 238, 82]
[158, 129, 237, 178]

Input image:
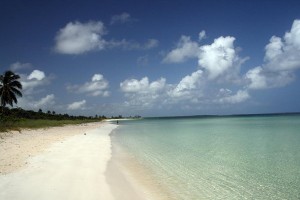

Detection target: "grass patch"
[0, 118, 100, 132]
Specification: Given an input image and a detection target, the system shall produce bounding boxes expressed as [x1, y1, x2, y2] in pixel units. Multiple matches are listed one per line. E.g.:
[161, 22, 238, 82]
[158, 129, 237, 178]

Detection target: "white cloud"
[92, 74, 103, 81]
[13, 68, 55, 111]
[218, 90, 250, 104]
[54, 20, 158, 54]
[110, 12, 134, 25]
[34, 94, 55, 109]
[264, 36, 283, 62]
[120, 77, 166, 93]
[198, 36, 244, 80]
[67, 100, 86, 110]
[149, 78, 166, 92]
[27, 70, 45, 80]
[10, 62, 32, 71]
[246, 19, 300, 89]
[199, 30, 206, 41]
[169, 70, 203, 98]
[245, 67, 267, 89]
[120, 77, 149, 93]
[67, 73, 109, 97]
[120, 77, 167, 108]
[163, 35, 199, 63]
[20, 69, 52, 94]
[284, 19, 300, 48]
[54, 21, 106, 55]
[264, 19, 300, 71]
[18, 94, 55, 110]
[163, 33, 247, 83]
[245, 66, 294, 89]
[117, 20, 300, 114]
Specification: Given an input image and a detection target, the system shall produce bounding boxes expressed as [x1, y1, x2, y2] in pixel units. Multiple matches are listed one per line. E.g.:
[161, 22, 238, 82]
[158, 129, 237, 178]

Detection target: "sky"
[1, 0, 300, 117]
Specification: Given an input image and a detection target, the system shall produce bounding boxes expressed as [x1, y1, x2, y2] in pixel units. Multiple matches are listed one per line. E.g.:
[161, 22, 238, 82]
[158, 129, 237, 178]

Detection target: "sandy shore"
[0, 122, 103, 174]
[0, 122, 117, 200]
[0, 122, 159, 200]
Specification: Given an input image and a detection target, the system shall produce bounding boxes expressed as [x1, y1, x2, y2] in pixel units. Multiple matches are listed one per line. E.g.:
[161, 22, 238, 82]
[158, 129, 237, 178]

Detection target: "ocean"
[111, 114, 300, 199]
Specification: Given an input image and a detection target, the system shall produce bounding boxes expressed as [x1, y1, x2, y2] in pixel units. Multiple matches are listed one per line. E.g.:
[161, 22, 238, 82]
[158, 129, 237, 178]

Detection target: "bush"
[0, 113, 19, 132]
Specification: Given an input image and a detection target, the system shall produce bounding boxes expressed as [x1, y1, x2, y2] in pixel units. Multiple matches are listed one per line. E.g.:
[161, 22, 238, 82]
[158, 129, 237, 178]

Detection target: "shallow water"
[112, 115, 300, 199]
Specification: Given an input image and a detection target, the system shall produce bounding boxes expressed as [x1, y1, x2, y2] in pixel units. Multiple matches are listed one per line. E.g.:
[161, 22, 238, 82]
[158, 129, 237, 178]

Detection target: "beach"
[0, 121, 151, 200]
[1, 115, 299, 200]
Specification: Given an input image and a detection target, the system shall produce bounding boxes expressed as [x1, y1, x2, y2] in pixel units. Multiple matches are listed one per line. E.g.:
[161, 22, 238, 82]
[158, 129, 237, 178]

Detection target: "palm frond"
[0, 70, 23, 108]
[10, 80, 23, 89]
[11, 87, 23, 97]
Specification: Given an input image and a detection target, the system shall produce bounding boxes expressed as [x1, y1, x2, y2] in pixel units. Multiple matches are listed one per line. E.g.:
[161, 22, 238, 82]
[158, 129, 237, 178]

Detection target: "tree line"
[1, 106, 107, 121]
[0, 70, 109, 121]
[0, 70, 139, 124]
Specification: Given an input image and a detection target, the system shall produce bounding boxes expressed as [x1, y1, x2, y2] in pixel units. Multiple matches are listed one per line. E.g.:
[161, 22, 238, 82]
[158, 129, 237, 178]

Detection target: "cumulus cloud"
[198, 36, 245, 80]
[218, 89, 250, 104]
[120, 77, 166, 93]
[120, 77, 149, 93]
[67, 73, 110, 97]
[54, 21, 106, 54]
[246, 19, 300, 89]
[264, 20, 300, 71]
[119, 71, 252, 112]
[110, 12, 135, 25]
[264, 36, 283, 63]
[163, 34, 247, 83]
[119, 19, 300, 114]
[67, 100, 86, 110]
[245, 66, 295, 89]
[27, 69, 45, 80]
[54, 20, 159, 54]
[12, 68, 55, 111]
[245, 67, 267, 89]
[18, 94, 55, 110]
[34, 94, 55, 108]
[120, 77, 167, 108]
[163, 35, 199, 63]
[20, 69, 52, 94]
[168, 70, 203, 99]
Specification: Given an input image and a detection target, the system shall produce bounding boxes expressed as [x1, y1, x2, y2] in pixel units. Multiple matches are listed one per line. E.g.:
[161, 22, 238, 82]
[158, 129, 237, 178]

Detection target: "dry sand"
[0, 122, 117, 200]
[0, 122, 102, 174]
[0, 122, 158, 200]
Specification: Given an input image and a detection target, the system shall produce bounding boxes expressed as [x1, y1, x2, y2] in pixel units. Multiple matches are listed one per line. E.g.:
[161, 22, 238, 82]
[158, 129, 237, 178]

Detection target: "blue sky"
[1, 0, 300, 117]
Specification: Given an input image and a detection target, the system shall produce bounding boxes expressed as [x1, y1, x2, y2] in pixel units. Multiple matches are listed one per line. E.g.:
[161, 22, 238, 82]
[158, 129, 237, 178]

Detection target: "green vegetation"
[0, 70, 138, 133]
[0, 70, 22, 110]
[4, 119, 99, 130]
[0, 70, 106, 132]
[0, 107, 104, 132]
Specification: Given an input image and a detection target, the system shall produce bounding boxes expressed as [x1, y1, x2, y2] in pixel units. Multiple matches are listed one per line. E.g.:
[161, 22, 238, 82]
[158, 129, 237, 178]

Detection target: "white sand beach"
[0, 122, 151, 200]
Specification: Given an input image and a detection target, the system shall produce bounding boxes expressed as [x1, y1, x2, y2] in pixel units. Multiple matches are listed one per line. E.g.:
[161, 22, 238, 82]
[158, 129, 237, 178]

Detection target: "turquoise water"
[112, 115, 300, 199]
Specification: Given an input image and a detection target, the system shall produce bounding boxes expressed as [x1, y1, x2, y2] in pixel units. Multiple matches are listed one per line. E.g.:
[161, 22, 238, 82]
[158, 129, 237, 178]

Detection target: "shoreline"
[108, 128, 173, 200]
[0, 121, 160, 200]
[0, 122, 117, 199]
[106, 137, 151, 200]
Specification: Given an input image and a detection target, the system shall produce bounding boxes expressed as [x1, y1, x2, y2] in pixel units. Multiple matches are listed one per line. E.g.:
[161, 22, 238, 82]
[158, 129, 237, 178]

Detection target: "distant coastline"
[146, 112, 300, 120]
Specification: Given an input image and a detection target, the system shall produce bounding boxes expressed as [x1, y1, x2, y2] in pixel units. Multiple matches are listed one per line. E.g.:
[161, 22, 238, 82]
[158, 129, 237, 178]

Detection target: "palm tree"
[0, 70, 23, 111]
